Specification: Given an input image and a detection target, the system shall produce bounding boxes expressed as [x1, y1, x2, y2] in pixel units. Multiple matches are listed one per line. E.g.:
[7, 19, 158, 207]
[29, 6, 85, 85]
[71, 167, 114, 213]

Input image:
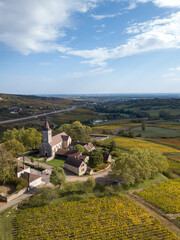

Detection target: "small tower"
[42, 119, 52, 143]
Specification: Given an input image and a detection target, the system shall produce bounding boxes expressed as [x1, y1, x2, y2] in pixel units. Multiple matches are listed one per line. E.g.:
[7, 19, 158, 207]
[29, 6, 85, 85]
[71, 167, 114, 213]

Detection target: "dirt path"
[126, 193, 180, 238]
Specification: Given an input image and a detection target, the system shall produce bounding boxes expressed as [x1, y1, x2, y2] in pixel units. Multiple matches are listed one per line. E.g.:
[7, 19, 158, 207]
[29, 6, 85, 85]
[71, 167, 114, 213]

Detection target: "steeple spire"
[44, 118, 50, 130]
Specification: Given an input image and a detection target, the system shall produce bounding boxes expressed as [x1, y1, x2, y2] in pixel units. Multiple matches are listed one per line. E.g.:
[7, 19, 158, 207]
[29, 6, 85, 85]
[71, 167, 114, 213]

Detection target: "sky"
[0, 0, 180, 94]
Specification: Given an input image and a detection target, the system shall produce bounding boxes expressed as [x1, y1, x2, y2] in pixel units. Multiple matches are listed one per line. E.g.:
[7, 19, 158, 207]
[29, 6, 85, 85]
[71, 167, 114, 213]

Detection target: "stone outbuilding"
[64, 156, 87, 176]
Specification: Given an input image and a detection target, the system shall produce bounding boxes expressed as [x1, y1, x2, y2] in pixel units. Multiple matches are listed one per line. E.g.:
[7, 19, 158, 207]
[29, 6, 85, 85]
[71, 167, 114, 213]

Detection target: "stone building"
[39, 120, 72, 158]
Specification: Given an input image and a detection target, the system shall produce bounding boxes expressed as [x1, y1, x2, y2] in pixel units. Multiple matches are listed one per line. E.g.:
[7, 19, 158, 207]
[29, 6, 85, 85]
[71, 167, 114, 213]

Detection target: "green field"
[15, 197, 178, 240]
[136, 180, 180, 214]
[130, 126, 180, 138]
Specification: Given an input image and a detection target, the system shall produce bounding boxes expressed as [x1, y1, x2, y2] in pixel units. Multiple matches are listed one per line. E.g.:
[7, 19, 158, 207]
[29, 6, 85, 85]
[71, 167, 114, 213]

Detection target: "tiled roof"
[56, 149, 76, 156]
[21, 172, 41, 183]
[84, 142, 95, 151]
[50, 132, 70, 147]
[65, 157, 83, 168]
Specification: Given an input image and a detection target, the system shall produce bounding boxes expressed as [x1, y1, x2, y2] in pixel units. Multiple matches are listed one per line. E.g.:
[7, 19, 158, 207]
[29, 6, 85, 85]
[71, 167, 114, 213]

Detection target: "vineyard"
[101, 136, 180, 154]
[93, 122, 141, 131]
[15, 197, 178, 240]
[136, 180, 180, 214]
[150, 138, 180, 150]
[167, 160, 180, 175]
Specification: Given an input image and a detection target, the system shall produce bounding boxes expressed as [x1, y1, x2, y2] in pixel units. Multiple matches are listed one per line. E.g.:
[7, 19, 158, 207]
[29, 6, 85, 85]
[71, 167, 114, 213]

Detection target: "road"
[0, 190, 35, 212]
[0, 106, 76, 125]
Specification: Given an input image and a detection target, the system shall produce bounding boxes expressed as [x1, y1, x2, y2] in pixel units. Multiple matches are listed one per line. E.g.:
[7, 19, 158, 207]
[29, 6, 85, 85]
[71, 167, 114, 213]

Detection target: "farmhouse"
[40, 120, 72, 158]
[64, 152, 88, 176]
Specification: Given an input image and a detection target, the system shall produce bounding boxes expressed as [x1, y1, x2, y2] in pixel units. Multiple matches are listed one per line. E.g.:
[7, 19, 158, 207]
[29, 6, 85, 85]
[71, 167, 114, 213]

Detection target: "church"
[39, 119, 72, 158]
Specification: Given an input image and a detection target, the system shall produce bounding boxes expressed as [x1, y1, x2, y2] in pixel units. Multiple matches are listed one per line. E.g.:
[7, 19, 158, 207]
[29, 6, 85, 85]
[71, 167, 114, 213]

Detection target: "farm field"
[168, 156, 180, 162]
[48, 107, 98, 125]
[129, 126, 180, 138]
[150, 138, 180, 150]
[101, 136, 180, 154]
[147, 109, 180, 117]
[93, 121, 141, 131]
[15, 197, 178, 240]
[148, 124, 180, 130]
[167, 160, 180, 175]
[136, 180, 180, 214]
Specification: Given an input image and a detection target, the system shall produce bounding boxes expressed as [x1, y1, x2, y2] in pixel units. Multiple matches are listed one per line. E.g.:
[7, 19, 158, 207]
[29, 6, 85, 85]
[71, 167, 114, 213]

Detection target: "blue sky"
[0, 0, 180, 94]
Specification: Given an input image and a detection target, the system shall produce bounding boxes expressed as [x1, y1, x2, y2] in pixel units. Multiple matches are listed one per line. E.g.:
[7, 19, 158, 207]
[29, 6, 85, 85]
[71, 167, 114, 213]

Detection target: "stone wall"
[0, 187, 27, 203]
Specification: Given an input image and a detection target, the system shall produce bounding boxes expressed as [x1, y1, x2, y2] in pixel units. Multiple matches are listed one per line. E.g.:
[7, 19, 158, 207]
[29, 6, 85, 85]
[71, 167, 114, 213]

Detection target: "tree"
[0, 144, 17, 184]
[141, 120, 146, 131]
[111, 148, 168, 187]
[22, 128, 42, 150]
[109, 140, 116, 152]
[50, 167, 66, 188]
[57, 121, 92, 142]
[3, 127, 42, 150]
[5, 139, 25, 157]
[75, 144, 84, 153]
[89, 149, 103, 167]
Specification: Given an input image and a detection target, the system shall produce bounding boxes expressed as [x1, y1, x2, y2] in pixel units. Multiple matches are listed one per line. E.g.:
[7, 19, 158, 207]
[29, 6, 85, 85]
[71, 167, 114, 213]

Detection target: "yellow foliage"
[103, 136, 180, 154]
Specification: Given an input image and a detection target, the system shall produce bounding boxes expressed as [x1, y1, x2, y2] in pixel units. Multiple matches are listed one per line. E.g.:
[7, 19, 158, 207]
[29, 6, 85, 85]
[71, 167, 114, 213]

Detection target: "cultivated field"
[130, 126, 180, 138]
[150, 138, 180, 150]
[101, 136, 180, 154]
[15, 197, 178, 240]
[167, 160, 180, 175]
[136, 180, 180, 214]
[93, 121, 141, 131]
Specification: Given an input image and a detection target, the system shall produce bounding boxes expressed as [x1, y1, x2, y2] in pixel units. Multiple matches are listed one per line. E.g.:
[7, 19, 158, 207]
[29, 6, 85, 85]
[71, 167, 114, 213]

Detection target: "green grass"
[130, 126, 180, 138]
[0, 207, 16, 240]
[124, 173, 169, 191]
[45, 158, 65, 167]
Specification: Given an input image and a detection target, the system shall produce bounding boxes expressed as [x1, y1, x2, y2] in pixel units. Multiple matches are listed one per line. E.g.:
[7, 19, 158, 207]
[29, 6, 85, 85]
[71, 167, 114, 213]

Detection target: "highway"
[0, 106, 76, 125]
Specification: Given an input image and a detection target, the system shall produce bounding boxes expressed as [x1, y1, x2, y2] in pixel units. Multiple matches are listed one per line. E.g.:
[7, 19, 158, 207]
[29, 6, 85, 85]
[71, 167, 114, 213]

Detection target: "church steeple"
[42, 118, 52, 143]
[44, 118, 50, 130]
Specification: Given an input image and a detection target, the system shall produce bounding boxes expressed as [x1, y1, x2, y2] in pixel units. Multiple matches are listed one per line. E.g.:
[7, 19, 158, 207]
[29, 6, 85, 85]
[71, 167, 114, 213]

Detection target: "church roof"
[50, 132, 70, 147]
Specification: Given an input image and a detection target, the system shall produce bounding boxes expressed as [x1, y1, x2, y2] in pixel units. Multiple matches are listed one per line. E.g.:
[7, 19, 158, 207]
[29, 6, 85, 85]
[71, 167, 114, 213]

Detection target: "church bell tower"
[42, 119, 52, 143]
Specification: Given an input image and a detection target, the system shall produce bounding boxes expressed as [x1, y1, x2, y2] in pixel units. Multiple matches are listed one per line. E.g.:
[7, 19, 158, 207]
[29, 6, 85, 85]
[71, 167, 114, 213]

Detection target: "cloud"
[64, 11, 180, 66]
[0, 0, 99, 54]
[90, 13, 120, 20]
[169, 66, 180, 71]
[136, 0, 180, 8]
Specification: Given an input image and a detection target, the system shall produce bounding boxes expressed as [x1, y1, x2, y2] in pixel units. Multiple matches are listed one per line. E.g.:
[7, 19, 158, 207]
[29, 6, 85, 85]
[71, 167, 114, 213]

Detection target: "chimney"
[23, 163, 26, 169]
